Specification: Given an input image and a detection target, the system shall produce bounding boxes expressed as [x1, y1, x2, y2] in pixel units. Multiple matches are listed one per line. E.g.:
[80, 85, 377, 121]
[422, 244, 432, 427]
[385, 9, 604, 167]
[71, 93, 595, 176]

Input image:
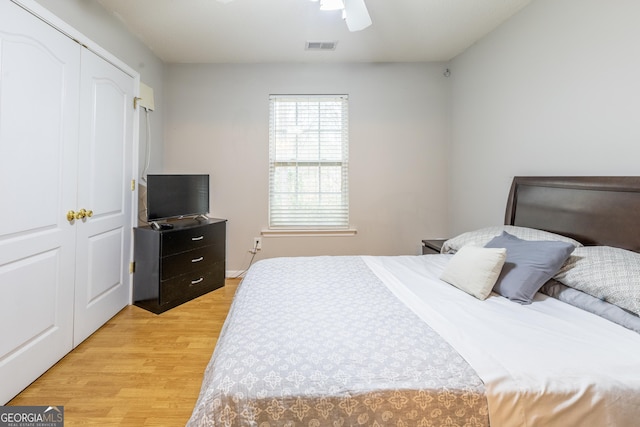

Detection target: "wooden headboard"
[504, 176, 640, 252]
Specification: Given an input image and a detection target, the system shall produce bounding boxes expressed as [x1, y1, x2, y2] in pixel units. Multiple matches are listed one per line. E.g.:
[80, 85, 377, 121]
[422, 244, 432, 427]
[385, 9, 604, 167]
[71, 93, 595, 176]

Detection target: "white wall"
[164, 63, 451, 272]
[449, 0, 640, 235]
[33, 0, 166, 177]
[35, 0, 640, 270]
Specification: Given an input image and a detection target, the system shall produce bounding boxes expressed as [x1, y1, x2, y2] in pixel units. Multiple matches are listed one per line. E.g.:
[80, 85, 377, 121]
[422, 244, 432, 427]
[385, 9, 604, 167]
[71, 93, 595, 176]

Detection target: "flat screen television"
[146, 174, 209, 222]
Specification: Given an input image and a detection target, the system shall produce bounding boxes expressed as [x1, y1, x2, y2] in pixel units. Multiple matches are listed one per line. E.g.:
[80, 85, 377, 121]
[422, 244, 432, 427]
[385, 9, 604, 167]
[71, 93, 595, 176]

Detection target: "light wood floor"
[8, 278, 240, 426]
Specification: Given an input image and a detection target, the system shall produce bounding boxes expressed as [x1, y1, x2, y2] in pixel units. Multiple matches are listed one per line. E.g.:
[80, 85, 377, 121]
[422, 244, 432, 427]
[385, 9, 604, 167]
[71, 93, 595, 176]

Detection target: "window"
[269, 95, 349, 229]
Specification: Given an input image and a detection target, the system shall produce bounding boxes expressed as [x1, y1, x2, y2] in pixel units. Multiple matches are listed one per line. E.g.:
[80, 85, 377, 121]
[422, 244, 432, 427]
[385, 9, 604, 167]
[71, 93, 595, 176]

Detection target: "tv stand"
[133, 218, 226, 313]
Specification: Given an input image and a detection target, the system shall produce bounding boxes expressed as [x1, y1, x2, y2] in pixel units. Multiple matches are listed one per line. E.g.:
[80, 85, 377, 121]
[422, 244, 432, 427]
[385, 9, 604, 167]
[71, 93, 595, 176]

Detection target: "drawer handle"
[191, 236, 204, 241]
[190, 277, 204, 286]
[191, 256, 204, 263]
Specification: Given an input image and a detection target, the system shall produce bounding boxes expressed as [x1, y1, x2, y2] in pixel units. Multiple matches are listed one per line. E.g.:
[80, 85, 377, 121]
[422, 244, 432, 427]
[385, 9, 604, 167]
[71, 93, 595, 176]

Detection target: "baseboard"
[225, 270, 246, 279]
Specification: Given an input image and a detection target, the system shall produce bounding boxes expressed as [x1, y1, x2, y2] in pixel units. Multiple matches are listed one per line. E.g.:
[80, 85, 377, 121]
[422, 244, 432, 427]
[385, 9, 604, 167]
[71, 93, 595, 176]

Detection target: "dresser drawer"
[161, 222, 224, 254]
[160, 262, 225, 305]
[161, 244, 223, 280]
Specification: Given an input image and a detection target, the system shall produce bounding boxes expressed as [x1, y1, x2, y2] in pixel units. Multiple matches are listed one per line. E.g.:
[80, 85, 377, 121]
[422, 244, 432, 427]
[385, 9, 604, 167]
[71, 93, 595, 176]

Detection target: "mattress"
[187, 256, 489, 426]
[188, 254, 640, 426]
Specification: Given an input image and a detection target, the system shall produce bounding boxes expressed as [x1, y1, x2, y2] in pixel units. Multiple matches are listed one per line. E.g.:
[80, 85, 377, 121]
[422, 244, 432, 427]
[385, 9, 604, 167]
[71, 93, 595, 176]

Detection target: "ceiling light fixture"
[216, 0, 371, 32]
[319, 0, 344, 11]
[313, 0, 372, 32]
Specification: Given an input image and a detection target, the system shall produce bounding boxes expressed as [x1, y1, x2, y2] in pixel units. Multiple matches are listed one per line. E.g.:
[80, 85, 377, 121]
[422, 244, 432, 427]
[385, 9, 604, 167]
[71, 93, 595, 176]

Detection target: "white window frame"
[267, 94, 352, 234]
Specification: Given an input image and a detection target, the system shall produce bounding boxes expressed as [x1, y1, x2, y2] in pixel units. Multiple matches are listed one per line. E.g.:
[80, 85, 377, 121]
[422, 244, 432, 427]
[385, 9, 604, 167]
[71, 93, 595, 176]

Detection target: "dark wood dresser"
[133, 218, 226, 314]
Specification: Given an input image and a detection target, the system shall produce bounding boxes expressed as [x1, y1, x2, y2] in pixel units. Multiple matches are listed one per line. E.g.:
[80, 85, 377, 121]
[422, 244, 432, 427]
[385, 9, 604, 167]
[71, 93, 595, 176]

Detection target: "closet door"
[74, 49, 134, 345]
[0, 1, 79, 404]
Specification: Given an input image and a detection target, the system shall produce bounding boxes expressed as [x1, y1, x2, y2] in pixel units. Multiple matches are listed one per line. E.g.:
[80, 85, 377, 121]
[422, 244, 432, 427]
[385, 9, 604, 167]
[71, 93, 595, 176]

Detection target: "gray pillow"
[554, 246, 640, 316]
[540, 280, 640, 334]
[484, 231, 575, 304]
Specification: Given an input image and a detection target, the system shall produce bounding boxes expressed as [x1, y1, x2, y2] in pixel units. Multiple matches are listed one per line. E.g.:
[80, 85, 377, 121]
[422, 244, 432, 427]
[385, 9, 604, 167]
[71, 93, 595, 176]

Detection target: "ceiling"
[95, 0, 533, 64]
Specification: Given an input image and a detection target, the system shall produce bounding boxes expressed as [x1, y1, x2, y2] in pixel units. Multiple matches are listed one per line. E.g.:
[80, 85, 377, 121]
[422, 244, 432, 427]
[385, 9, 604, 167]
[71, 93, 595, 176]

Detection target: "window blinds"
[269, 95, 349, 229]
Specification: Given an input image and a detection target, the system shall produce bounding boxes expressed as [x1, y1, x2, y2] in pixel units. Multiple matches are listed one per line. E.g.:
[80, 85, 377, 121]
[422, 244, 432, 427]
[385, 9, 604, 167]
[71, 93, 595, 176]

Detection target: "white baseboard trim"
[226, 270, 246, 279]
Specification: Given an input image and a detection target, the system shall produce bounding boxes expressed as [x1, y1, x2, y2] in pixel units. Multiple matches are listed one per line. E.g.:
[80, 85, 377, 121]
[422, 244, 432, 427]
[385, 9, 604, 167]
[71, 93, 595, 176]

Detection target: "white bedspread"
[363, 255, 640, 427]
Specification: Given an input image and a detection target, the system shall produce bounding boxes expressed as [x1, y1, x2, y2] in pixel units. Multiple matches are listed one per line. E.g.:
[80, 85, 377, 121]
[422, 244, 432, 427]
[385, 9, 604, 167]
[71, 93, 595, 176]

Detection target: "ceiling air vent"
[305, 41, 338, 51]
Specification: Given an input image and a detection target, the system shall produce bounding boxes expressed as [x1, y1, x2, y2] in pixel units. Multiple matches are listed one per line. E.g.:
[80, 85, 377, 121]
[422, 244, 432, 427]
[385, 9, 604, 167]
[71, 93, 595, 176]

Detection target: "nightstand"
[422, 239, 447, 255]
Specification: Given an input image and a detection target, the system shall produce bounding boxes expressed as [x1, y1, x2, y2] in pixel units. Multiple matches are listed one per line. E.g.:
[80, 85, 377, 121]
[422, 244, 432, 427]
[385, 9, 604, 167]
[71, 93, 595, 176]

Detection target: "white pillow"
[442, 225, 583, 254]
[440, 245, 507, 300]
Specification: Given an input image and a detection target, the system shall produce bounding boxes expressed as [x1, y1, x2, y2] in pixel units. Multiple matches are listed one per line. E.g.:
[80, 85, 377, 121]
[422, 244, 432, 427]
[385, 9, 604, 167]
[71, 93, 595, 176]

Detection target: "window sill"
[261, 228, 357, 237]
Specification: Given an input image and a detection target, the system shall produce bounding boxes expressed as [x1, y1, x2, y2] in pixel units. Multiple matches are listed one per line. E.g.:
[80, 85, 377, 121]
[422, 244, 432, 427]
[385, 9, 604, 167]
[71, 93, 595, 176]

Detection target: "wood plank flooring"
[8, 278, 240, 426]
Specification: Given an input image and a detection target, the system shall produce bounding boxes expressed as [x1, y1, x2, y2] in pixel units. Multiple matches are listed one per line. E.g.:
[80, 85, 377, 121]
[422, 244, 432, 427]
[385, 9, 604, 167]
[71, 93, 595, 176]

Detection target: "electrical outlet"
[253, 237, 262, 251]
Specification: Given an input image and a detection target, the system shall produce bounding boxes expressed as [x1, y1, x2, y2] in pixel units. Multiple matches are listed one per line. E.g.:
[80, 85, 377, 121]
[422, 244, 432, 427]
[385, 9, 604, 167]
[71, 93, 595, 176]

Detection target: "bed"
[188, 176, 640, 427]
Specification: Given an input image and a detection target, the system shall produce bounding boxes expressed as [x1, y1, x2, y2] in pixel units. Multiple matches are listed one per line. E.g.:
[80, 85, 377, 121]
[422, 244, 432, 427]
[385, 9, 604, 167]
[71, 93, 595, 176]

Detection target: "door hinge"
[131, 179, 136, 191]
[129, 261, 135, 274]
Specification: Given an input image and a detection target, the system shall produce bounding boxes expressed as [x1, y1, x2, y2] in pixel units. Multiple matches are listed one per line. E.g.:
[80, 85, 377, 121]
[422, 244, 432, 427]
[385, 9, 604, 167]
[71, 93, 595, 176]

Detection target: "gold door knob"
[86, 209, 93, 218]
[75, 209, 87, 220]
[67, 210, 76, 222]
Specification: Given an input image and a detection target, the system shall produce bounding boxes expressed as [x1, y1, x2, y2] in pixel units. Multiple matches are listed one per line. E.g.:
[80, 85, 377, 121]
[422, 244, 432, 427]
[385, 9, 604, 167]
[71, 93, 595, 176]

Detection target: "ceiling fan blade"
[344, 0, 372, 32]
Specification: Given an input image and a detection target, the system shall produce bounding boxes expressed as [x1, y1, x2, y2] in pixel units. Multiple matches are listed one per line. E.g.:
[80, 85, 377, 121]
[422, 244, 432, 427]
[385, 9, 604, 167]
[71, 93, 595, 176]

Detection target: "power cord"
[138, 185, 148, 224]
[140, 107, 151, 183]
[231, 240, 259, 279]
[138, 107, 151, 224]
